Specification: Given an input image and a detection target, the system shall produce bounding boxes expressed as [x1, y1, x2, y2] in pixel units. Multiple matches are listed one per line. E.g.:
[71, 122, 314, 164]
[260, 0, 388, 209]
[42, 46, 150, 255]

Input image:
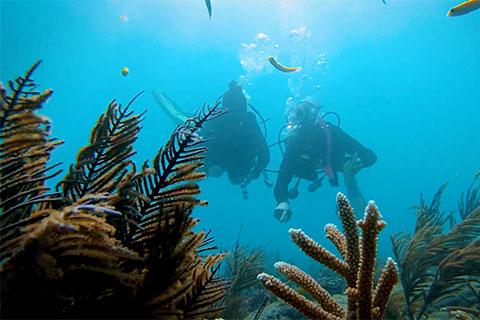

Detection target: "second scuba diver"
[273, 99, 377, 223]
[153, 81, 270, 199]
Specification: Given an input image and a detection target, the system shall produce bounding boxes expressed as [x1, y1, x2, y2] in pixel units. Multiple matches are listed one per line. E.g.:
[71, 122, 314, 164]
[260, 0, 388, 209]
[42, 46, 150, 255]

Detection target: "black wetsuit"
[203, 110, 270, 185]
[274, 122, 377, 204]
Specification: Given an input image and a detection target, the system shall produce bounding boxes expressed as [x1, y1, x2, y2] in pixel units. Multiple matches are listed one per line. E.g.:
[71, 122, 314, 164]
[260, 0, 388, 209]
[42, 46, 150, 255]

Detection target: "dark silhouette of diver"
[202, 81, 270, 199]
[152, 81, 270, 199]
[273, 99, 377, 222]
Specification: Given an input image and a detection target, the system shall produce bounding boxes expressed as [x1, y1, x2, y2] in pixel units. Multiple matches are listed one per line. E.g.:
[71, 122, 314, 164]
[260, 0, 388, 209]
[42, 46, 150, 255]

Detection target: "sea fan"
[391, 184, 480, 320]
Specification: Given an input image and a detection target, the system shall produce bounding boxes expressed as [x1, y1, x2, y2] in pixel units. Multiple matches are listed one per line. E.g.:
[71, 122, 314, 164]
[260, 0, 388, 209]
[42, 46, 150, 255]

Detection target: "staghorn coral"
[257, 193, 399, 320]
[391, 184, 480, 320]
[1, 61, 229, 319]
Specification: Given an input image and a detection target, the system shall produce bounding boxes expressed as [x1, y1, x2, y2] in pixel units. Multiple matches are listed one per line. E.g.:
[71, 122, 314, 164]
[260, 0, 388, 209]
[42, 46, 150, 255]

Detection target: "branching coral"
[0, 61, 229, 319]
[257, 193, 399, 320]
[391, 184, 480, 320]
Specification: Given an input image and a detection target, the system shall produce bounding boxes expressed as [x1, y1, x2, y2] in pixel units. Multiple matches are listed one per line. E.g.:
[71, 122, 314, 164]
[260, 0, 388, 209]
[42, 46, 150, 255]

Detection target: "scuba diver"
[273, 98, 377, 223]
[202, 81, 270, 198]
[152, 80, 270, 199]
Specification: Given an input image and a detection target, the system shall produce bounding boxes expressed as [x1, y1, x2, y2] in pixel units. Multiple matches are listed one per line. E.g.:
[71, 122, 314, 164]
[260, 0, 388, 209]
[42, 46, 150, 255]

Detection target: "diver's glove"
[343, 152, 364, 178]
[274, 202, 292, 223]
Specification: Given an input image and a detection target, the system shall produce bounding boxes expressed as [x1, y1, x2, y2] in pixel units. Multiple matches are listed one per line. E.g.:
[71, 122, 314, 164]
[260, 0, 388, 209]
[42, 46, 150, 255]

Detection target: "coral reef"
[257, 193, 399, 320]
[391, 183, 480, 320]
[0, 61, 228, 318]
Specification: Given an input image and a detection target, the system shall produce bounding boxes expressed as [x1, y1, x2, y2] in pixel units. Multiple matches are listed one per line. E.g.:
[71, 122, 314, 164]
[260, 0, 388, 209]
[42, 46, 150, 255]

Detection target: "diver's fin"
[152, 90, 190, 125]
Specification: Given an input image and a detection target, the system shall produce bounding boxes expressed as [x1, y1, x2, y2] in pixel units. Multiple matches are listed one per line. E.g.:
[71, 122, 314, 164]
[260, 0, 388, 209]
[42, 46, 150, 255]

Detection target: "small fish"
[268, 56, 301, 73]
[447, 0, 480, 17]
[121, 67, 129, 77]
[205, 0, 212, 19]
[119, 15, 129, 22]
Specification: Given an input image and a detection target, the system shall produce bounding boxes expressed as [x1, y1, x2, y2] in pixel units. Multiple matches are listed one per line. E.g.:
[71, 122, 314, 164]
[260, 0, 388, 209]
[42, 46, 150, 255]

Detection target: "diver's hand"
[274, 202, 292, 223]
[343, 152, 364, 180]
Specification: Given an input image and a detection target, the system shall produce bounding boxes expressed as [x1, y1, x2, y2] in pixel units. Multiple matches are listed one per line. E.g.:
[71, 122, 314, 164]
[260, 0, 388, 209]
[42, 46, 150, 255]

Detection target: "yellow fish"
[447, 0, 480, 16]
[268, 56, 301, 73]
[121, 66, 129, 77]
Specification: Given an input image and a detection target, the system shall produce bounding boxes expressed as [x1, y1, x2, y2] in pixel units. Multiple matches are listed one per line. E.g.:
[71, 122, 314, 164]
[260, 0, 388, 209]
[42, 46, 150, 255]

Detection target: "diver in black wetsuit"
[273, 100, 377, 222]
[203, 81, 270, 198]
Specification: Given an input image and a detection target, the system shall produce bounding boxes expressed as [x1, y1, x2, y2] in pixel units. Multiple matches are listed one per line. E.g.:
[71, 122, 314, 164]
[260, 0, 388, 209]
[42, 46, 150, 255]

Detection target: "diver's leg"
[227, 171, 250, 199]
[344, 173, 367, 215]
[239, 180, 249, 200]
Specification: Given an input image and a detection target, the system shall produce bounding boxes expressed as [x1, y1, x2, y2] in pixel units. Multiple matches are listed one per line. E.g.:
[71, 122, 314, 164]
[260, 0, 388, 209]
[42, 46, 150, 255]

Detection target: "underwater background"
[1, 0, 479, 269]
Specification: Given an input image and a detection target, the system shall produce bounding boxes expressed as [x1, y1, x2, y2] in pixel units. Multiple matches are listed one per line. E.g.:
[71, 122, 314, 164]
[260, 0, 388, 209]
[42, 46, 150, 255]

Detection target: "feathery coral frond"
[221, 242, 264, 319]
[0, 61, 63, 227]
[57, 92, 144, 203]
[1, 63, 228, 319]
[127, 102, 228, 317]
[458, 177, 480, 220]
[392, 185, 480, 320]
[130, 102, 223, 254]
[412, 182, 448, 232]
[1, 198, 143, 318]
[181, 254, 228, 318]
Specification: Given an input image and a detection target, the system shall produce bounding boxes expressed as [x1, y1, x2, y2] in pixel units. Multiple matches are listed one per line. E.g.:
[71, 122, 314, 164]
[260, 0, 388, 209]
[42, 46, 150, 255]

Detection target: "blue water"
[2, 0, 479, 266]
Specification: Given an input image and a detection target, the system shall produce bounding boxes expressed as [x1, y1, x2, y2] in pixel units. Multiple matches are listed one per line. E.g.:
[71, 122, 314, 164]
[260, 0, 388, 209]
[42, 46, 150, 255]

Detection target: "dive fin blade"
[152, 90, 189, 125]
